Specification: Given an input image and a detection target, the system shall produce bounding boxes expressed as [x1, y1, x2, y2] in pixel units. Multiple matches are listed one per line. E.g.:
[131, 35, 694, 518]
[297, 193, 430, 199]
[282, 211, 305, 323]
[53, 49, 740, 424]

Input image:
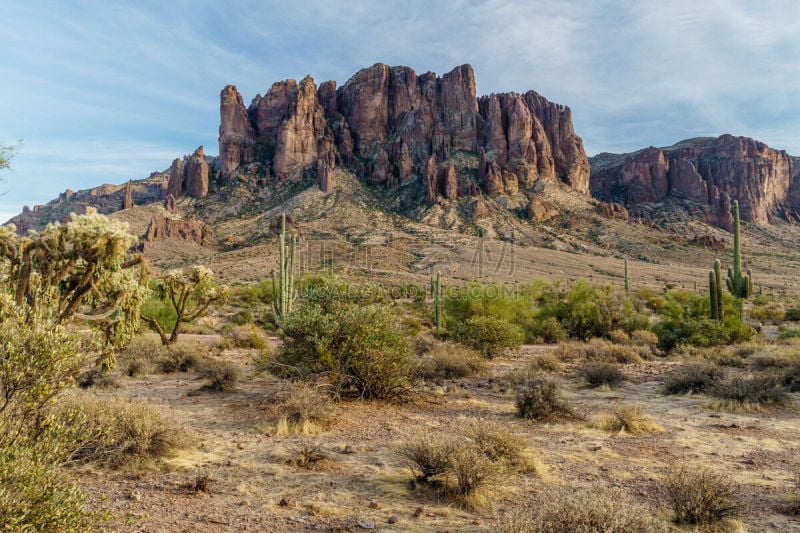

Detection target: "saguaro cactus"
[272, 213, 297, 323]
[624, 259, 630, 297]
[725, 201, 753, 318]
[710, 259, 724, 321]
[433, 271, 442, 331]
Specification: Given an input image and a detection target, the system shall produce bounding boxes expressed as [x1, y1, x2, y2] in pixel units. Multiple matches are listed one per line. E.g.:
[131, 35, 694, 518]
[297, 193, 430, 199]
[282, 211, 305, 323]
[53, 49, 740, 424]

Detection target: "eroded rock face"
[219, 63, 590, 200]
[184, 147, 209, 198]
[219, 85, 256, 179]
[590, 135, 800, 228]
[122, 180, 133, 210]
[142, 216, 216, 247]
[527, 196, 559, 222]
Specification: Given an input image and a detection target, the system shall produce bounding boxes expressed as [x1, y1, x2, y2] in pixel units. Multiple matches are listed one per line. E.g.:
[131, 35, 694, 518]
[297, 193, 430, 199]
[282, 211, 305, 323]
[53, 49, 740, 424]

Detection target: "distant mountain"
[589, 135, 800, 230]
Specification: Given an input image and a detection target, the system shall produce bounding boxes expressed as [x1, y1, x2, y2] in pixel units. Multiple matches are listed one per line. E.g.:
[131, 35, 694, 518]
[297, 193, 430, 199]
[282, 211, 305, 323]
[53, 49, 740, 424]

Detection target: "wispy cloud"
[1, 0, 799, 216]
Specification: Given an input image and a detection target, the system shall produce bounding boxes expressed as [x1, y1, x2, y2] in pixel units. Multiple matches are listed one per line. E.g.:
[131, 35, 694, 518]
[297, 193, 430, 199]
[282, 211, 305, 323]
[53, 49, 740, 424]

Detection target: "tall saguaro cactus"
[272, 213, 297, 323]
[710, 259, 724, 321]
[433, 271, 442, 331]
[725, 200, 753, 318]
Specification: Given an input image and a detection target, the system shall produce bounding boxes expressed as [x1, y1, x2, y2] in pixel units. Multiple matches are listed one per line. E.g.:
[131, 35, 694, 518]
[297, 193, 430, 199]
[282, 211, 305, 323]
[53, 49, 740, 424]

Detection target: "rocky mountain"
[219, 63, 590, 199]
[590, 135, 800, 230]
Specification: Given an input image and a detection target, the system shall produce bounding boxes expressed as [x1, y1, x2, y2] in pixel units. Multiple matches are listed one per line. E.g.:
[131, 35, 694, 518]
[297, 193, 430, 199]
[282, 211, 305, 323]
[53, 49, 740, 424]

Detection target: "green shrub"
[529, 317, 568, 344]
[451, 315, 524, 358]
[275, 302, 413, 399]
[418, 342, 487, 380]
[782, 363, 800, 392]
[515, 378, 576, 421]
[228, 309, 254, 325]
[662, 363, 724, 395]
[779, 325, 800, 339]
[785, 307, 800, 322]
[0, 444, 98, 532]
[655, 317, 754, 351]
[580, 363, 626, 389]
[555, 339, 643, 364]
[496, 487, 669, 533]
[662, 464, 742, 525]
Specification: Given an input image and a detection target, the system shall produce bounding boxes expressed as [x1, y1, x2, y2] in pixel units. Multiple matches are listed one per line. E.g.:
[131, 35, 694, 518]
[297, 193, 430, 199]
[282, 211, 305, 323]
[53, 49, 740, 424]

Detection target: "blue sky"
[1, 0, 799, 221]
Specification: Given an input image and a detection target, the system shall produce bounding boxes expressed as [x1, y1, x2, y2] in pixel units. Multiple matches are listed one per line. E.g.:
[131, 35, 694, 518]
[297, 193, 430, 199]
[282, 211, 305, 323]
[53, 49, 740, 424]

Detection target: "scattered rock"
[414, 507, 424, 518]
[278, 496, 294, 508]
[387, 515, 398, 524]
[356, 521, 375, 529]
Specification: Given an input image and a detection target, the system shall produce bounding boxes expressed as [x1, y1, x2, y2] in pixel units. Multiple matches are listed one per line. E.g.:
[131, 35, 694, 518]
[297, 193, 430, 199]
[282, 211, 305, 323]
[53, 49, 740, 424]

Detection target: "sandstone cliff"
[218, 63, 590, 198]
[590, 135, 800, 229]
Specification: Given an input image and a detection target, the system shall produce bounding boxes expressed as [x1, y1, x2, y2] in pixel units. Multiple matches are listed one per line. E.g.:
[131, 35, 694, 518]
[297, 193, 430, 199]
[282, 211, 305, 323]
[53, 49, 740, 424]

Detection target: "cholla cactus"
[0, 208, 149, 368]
[142, 265, 228, 346]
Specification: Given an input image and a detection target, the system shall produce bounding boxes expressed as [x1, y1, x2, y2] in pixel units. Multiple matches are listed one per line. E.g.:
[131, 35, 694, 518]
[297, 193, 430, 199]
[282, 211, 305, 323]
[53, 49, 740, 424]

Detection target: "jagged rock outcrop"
[527, 196, 559, 222]
[317, 158, 334, 193]
[164, 193, 177, 213]
[423, 155, 438, 205]
[219, 63, 590, 200]
[596, 201, 629, 221]
[142, 216, 216, 247]
[122, 180, 133, 209]
[442, 164, 458, 200]
[166, 158, 183, 198]
[590, 135, 800, 229]
[219, 85, 256, 180]
[184, 147, 209, 198]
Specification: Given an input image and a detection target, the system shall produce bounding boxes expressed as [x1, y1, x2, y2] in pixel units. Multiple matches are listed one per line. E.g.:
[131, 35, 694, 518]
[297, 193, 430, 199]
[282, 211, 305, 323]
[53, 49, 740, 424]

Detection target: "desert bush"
[467, 421, 533, 472]
[630, 329, 658, 347]
[751, 303, 784, 323]
[662, 363, 724, 395]
[708, 374, 791, 409]
[198, 359, 241, 392]
[655, 316, 753, 351]
[515, 377, 576, 421]
[751, 351, 798, 371]
[495, 487, 669, 533]
[785, 307, 800, 322]
[529, 316, 568, 344]
[609, 328, 630, 344]
[779, 325, 800, 339]
[780, 466, 800, 516]
[276, 302, 413, 399]
[580, 363, 626, 389]
[397, 434, 454, 485]
[662, 464, 742, 525]
[224, 324, 268, 349]
[268, 381, 332, 435]
[55, 395, 188, 469]
[155, 342, 211, 373]
[228, 309, 254, 326]
[591, 404, 661, 434]
[418, 342, 487, 380]
[555, 338, 642, 364]
[450, 315, 524, 358]
[284, 444, 327, 469]
[448, 446, 498, 508]
[527, 353, 563, 373]
[782, 362, 800, 392]
[76, 369, 122, 390]
[0, 443, 99, 532]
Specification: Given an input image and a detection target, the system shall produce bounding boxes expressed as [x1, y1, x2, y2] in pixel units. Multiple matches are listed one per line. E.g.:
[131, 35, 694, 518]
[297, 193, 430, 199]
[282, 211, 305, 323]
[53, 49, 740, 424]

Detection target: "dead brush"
[515, 377, 576, 422]
[466, 421, 540, 474]
[267, 381, 332, 435]
[397, 434, 454, 486]
[198, 359, 241, 392]
[417, 342, 487, 380]
[590, 404, 662, 434]
[661, 464, 743, 526]
[493, 487, 669, 533]
[706, 373, 792, 412]
[579, 362, 626, 389]
[54, 395, 189, 469]
[284, 444, 327, 469]
[555, 338, 642, 364]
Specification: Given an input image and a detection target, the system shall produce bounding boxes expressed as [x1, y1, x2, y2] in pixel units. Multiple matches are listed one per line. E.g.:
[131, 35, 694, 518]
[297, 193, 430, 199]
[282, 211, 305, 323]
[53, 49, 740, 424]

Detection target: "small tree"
[141, 265, 228, 345]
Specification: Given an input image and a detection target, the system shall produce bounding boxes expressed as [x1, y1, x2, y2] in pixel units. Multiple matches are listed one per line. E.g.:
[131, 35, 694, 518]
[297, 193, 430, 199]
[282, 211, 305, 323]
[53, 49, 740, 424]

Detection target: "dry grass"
[418, 342, 487, 380]
[494, 486, 670, 532]
[706, 374, 792, 412]
[662, 362, 724, 395]
[283, 444, 328, 470]
[526, 353, 563, 373]
[265, 381, 332, 435]
[466, 421, 541, 474]
[56, 395, 189, 470]
[590, 404, 662, 434]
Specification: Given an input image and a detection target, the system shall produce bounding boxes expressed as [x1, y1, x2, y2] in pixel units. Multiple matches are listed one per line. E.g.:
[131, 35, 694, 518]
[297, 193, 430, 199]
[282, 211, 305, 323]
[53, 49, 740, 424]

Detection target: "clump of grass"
[590, 405, 662, 434]
[198, 359, 241, 392]
[662, 363, 724, 395]
[467, 421, 538, 473]
[662, 464, 742, 526]
[494, 487, 669, 533]
[418, 342, 487, 380]
[55, 395, 188, 469]
[224, 324, 268, 350]
[284, 444, 327, 470]
[268, 381, 332, 435]
[447, 446, 498, 509]
[397, 434, 454, 486]
[515, 378, 576, 421]
[579, 362, 626, 389]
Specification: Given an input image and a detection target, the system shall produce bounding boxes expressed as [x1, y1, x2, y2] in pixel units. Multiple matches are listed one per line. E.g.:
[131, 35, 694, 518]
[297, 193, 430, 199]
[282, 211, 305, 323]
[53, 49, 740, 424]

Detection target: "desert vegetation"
[2, 207, 799, 532]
